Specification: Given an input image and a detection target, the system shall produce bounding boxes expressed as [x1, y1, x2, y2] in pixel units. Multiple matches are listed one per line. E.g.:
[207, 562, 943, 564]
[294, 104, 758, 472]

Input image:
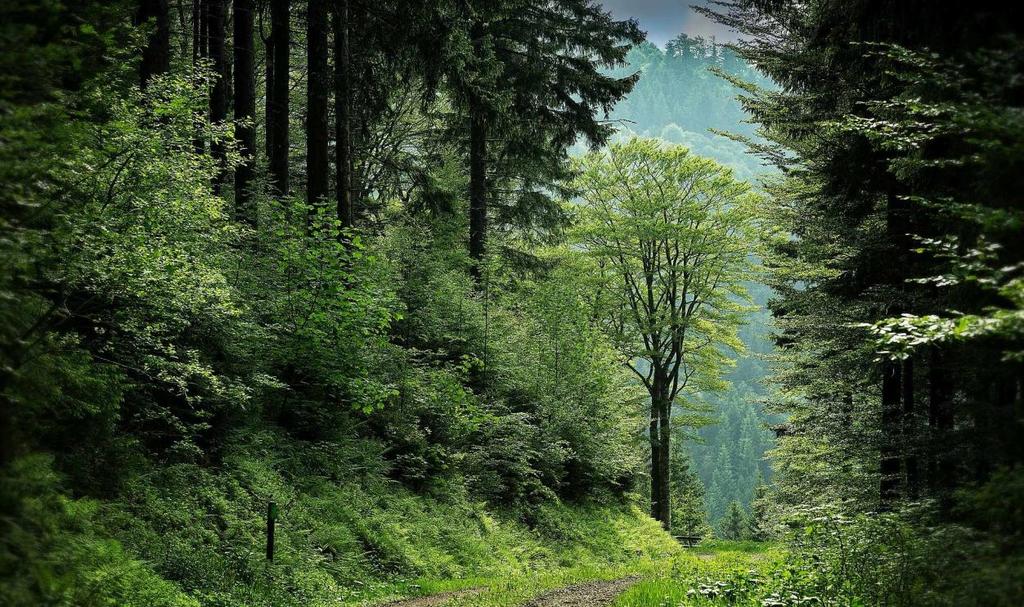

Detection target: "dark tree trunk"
[649, 399, 661, 522]
[468, 21, 488, 283]
[192, 0, 207, 154]
[268, 0, 289, 195]
[648, 371, 672, 530]
[199, 0, 209, 58]
[208, 0, 229, 193]
[928, 349, 955, 496]
[656, 396, 672, 529]
[333, 0, 353, 229]
[264, 13, 274, 167]
[192, 0, 203, 63]
[902, 356, 919, 498]
[468, 99, 487, 281]
[137, 0, 171, 89]
[880, 359, 903, 507]
[306, 0, 330, 215]
[234, 0, 256, 225]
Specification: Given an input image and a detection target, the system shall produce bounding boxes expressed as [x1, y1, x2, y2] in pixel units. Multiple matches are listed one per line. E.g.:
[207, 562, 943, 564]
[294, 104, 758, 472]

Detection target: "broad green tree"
[572, 138, 760, 529]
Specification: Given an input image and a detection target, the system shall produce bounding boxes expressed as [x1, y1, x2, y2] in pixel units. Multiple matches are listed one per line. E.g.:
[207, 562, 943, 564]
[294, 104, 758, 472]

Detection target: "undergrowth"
[0, 428, 680, 607]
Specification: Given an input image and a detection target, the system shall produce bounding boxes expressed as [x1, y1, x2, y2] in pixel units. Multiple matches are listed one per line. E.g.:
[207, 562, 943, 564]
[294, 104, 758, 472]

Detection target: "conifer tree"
[267, 0, 290, 195]
[453, 0, 643, 281]
[136, 0, 170, 89]
[699, 0, 1024, 512]
[721, 501, 748, 540]
[208, 0, 228, 192]
[332, 0, 353, 228]
[233, 0, 256, 224]
[306, 0, 329, 212]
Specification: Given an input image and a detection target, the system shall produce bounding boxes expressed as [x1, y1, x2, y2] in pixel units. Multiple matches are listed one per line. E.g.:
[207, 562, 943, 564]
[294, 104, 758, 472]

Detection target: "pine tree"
[267, 0, 289, 195]
[721, 501, 748, 541]
[452, 0, 643, 282]
[747, 474, 771, 541]
[207, 0, 228, 192]
[136, 0, 170, 89]
[699, 0, 1024, 514]
[670, 437, 711, 537]
[233, 0, 256, 224]
[305, 0, 329, 212]
[332, 0, 352, 228]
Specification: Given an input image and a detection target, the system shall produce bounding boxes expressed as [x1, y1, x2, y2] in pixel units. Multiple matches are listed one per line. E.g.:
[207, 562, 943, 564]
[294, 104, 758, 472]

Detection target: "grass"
[353, 532, 677, 606]
[357, 541, 786, 607]
[5, 438, 785, 607]
[612, 541, 786, 607]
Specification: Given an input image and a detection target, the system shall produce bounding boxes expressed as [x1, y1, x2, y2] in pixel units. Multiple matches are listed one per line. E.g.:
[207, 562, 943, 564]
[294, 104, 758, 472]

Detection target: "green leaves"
[570, 137, 761, 404]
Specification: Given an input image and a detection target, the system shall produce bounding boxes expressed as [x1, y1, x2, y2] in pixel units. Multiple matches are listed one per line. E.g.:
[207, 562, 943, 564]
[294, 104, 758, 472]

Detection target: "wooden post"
[266, 500, 277, 561]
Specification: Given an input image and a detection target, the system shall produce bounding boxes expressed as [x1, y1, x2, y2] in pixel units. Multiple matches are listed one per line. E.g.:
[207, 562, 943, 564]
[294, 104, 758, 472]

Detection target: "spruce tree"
[306, 0, 329, 212]
[136, 0, 170, 89]
[267, 0, 290, 195]
[233, 0, 256, 224]
[721, 501, 748, 541]
[207, 0, 228, 192]
[451, 0, 643, 281]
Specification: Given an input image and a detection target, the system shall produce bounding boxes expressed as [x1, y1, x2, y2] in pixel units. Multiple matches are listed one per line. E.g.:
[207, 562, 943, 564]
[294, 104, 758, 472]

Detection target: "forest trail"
[380, 576, 640, 607]
[519, 576, 640, 607]
[382, 587, 485, 607]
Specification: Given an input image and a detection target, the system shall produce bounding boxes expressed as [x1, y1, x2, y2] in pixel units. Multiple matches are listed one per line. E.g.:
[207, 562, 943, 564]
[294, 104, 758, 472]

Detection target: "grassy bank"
[1, 430, 681, 607]
[613, 542, 786, 607]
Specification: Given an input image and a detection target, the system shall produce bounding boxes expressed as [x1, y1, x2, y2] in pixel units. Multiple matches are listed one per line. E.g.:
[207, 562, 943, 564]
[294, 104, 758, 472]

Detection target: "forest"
[0, 1, 1021, 606]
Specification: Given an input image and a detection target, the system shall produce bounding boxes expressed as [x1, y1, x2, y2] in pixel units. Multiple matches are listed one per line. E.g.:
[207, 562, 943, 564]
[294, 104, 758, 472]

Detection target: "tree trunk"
[649, 399, 661, 522]
[468, 98, 487, 282]
[208, 0, 229, 193]
[656, 396, 672, 530]
[233, 0, 256, 225]
[268, 0, 290, 195]
[468, 22, 488, 283]
[333, 0, 353, 229]
[902, 356, 919, 498]
[306, 0, 330, 216]
[264, 15, 274, 168]
[137, 0, 171, 89]
[928, 348, 955, 496]
[648, 371, 672, 530]
[192, 0, 207, 154]
[192, 0, 203, 63]
[880, 359, 903, 507]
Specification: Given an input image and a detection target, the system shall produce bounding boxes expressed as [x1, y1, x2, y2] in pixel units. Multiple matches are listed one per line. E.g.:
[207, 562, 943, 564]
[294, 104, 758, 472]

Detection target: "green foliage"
[604, 36, 772, 183]
[670, 443, 712, 538]
[571, 138, 760, 405]
[0, 8, 659, 601]
[0, 456, 197, 607]
[612, 541, 788, 607]
[720, 501, 749, 541]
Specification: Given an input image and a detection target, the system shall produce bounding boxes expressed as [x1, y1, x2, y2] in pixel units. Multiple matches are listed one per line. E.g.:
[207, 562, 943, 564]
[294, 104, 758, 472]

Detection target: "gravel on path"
[520, 576, 640, 607]
[378, 587, 485, 607]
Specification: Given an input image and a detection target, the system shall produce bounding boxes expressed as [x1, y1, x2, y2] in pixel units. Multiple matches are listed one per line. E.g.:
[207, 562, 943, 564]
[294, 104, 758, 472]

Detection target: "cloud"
[599, 0, 738, 47]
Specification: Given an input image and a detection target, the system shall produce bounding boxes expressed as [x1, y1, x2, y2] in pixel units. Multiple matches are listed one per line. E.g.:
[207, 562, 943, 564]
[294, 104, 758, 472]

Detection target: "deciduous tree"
[573, 138, 758, 529]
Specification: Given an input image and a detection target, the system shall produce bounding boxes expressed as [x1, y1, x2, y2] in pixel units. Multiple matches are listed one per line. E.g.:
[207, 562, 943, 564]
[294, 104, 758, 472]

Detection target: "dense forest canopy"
[1, 1, 1022, 606]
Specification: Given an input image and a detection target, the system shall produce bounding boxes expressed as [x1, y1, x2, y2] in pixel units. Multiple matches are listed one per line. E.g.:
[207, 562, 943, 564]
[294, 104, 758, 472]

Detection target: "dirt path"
[520, 576, 640, 607]
[379, 587, 485, 607]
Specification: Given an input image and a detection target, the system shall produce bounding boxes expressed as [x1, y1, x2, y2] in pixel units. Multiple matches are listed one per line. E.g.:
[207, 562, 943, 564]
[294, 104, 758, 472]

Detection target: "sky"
[599, 0, 737, 47]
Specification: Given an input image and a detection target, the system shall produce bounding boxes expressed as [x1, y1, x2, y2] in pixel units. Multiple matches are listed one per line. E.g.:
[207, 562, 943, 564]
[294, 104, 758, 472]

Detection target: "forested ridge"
[1, 1, 1022, 606]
